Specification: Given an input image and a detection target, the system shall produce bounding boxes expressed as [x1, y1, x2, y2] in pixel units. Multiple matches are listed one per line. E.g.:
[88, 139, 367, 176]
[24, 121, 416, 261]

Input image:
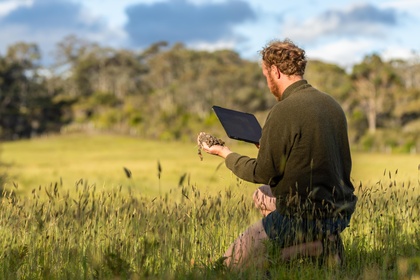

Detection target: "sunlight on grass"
[1, 134, 259, 198]
[0, 135, 419, 279]
[0, 169, 418, 279]
[2, 134, 418, 197]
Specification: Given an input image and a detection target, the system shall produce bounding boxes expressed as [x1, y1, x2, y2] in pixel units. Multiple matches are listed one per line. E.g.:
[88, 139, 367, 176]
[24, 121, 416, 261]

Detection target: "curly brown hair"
[259, 39, 307, 76]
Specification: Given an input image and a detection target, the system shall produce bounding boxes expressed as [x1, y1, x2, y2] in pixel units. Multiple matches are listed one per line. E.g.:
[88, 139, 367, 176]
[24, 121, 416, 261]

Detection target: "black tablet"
[212, 105, 262, 144]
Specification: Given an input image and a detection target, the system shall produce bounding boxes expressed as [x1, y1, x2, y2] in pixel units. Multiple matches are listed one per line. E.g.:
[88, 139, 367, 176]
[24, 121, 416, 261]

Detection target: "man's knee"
[258, 185, 272, 196]
[253, 185, 271, 201]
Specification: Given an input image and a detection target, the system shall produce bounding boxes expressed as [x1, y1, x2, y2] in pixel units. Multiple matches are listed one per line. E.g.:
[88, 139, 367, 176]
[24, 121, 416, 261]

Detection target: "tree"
[0, 42, 72, 140]
[137, 43, 270, 139]
[390, 58, 420, 127]
[0, 42, 42, 139]
[305, 60, 352, 107]
[351, 54, 402, 134]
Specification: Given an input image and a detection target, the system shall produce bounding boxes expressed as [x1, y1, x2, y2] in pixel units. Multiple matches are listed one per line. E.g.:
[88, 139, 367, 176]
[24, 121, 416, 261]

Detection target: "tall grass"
[0, 168, 419, 279]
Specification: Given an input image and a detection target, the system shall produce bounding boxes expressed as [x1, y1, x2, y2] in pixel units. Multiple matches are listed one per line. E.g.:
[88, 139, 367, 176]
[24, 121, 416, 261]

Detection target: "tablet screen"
[212, 105, 262, 144]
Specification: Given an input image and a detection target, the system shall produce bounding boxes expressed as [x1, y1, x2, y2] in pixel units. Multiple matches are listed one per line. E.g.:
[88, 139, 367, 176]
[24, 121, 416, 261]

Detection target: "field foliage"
[0, 135, 419, 279]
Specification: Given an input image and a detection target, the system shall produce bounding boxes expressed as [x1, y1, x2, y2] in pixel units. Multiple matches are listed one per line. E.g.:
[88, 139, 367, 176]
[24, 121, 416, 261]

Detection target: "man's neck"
[279, 75, 303, 98]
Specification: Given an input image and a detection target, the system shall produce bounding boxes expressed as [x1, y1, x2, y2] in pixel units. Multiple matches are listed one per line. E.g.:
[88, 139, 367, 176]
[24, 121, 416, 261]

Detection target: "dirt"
[197, 132, 225, 161]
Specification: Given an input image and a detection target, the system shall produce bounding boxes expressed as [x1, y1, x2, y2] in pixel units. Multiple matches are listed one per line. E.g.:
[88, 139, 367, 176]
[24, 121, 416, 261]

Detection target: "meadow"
[0, 134, 419, 279]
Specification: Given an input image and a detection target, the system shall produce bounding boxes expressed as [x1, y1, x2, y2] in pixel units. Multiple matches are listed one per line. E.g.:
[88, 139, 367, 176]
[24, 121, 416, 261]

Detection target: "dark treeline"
[1, 35, 419, 152]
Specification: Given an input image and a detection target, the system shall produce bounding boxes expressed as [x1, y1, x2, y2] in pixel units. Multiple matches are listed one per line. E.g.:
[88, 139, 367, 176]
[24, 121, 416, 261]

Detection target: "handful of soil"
[197, 132, 225, 161]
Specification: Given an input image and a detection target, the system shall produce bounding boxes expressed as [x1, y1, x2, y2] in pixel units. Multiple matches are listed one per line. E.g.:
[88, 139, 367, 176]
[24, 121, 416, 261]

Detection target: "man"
[200, 39, 357, 269]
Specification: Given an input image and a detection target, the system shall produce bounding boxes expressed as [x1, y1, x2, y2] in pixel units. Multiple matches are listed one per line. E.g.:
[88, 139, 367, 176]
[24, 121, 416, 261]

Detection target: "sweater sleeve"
[225, 153, 264, 183]
[225, 105, 289, 185]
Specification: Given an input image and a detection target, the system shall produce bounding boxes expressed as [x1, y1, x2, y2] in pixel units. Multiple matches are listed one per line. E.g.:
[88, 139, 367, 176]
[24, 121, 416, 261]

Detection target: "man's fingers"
[197, 132, 205, 145]
[202, 143, 225, 155]
[201, 142, 210, 150]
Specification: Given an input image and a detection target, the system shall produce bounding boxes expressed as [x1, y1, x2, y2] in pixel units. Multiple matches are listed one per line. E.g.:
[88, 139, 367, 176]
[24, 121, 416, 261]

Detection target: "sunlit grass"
[351, 153, 420, 185]
[1, 134, 259, 197]
[0, 134, 419, 279]
[2, 134, 419, 196]
[0, 171, 419, 279]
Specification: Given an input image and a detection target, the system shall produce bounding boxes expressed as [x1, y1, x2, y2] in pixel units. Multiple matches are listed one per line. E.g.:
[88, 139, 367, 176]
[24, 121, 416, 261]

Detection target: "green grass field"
[2, 134, 419, 196]
[0, 134, 419, 279]
[1, 134, 256, 194]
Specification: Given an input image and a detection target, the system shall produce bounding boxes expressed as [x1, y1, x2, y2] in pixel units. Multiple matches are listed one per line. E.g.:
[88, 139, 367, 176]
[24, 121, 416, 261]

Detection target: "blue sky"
[0, 0, 419, 68]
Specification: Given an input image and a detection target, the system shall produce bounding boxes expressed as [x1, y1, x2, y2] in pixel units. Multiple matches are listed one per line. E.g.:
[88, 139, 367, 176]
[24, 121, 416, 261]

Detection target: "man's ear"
[271, 65, 281, 78]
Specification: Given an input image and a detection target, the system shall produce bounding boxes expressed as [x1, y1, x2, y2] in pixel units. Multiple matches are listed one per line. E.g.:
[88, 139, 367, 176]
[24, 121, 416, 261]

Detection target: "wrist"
[219, 146, 232, 159]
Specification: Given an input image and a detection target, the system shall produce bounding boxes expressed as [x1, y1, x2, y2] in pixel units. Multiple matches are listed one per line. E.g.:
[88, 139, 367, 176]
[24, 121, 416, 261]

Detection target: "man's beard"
[269, 74, 281, 100]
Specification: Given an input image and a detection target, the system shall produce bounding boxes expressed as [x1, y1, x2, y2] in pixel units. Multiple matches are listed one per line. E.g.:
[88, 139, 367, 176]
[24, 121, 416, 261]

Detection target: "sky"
[0, 0, 419, 69]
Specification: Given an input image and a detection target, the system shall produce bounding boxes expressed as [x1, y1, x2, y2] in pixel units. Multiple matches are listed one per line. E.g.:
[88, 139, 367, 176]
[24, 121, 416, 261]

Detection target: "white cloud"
[282, 3, 398, 44]
[282, 17, 336, 43]
[306, 38, 374, 68]
[307, 37, 420, 70]
[0, 22, 123, 65]
[190, 39, 236, 52]
[1, 0, 419, 68]
[0, 0, 32, 17]
[77, 0, 139, 28]
[0, 0, 126, 64]
[382, 46, 419, 62]
[381, 0, 420, 11]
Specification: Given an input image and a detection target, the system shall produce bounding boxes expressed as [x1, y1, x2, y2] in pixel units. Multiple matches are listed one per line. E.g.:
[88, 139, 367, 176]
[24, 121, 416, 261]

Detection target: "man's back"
[266, 80, 357, 218]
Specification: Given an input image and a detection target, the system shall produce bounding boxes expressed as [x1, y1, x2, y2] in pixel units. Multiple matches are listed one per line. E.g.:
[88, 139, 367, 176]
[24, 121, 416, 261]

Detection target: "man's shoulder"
[296, 84, 339, 104]
[268, 99, 299, 120]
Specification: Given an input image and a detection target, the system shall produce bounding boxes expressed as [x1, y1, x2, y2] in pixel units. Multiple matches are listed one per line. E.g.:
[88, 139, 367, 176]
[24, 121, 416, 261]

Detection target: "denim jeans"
[262, 210, 350, 247]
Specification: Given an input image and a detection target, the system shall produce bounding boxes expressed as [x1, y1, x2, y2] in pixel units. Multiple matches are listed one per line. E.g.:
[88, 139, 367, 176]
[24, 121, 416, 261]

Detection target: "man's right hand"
[201, 142, 233, 159]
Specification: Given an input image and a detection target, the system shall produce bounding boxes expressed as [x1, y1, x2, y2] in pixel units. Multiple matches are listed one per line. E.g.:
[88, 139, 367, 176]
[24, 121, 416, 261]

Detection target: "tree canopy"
[0, 37, 419, 152]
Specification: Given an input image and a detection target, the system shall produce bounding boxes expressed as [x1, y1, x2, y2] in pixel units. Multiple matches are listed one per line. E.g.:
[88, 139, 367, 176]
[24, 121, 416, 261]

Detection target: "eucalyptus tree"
[389, 58, 420, 128]
[142, 43, 268, 115]
[305, 60, 353, 110]
[351, 54, 402, 134]
[52, 36, 149, 131]
[0, 42, 44, 139]
[139, 43, 269, 139]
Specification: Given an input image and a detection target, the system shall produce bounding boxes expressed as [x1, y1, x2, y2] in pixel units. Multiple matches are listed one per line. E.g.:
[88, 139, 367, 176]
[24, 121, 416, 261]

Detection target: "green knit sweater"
[225, 80, 357, 219]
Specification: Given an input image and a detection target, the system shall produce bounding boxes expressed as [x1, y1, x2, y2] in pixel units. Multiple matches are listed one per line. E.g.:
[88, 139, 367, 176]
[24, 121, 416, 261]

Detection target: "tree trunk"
[368, 90, 376, 134]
